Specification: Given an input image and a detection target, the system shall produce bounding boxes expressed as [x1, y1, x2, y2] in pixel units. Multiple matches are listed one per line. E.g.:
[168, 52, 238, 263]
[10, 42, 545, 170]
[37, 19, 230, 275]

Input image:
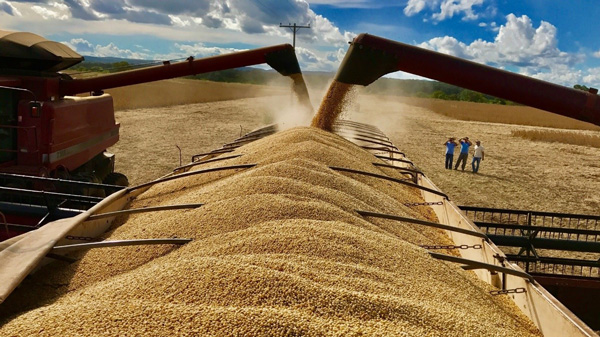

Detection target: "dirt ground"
[109, 79, 600, 216]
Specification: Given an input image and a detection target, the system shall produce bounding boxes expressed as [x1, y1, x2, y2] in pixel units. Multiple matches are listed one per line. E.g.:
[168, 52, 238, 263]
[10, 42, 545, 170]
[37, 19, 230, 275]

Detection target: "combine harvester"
[0, 32, 599, 336]
[0, 30, 311, 241]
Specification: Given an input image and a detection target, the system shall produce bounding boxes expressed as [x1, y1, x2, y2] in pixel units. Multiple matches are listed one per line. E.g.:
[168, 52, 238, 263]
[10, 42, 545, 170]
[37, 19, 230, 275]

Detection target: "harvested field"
[106, 78, 289, 110]
[106, 81, 600, 216]
[346, 95, 600, 216]
[512, 129, 600, 148]
[0, 127, 541, 336]
[400, 97, 600, 131]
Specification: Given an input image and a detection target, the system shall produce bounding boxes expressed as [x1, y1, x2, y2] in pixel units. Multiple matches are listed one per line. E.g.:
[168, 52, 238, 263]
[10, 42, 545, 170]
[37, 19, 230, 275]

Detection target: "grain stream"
[0, 127, 541, 337]
[311, 81, 355, 131]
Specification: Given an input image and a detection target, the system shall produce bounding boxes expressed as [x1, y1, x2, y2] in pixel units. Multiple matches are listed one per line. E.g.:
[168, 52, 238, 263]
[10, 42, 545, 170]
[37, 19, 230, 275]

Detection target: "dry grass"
[512, 129, 600, 148]
[106, 78, 289, 110]
[400, 97, 600, 131]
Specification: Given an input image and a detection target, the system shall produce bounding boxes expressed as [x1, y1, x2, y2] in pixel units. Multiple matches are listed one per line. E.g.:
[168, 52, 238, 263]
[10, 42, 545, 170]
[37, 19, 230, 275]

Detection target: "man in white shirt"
[472, 140, 485, 173]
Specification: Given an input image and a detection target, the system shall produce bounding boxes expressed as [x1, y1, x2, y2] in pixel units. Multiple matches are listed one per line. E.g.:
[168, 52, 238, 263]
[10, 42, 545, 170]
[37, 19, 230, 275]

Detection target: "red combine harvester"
[0, 30, 310, 240]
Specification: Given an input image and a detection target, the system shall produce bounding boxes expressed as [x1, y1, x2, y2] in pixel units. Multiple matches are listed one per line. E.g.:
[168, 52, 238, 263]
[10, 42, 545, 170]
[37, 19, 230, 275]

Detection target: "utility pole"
[279, 23, 310, 48]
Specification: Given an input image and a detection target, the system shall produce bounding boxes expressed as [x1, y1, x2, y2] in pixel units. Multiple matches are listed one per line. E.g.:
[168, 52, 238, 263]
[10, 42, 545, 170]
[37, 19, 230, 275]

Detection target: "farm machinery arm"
[59, 44, 311, 109]
[335, 33, 600, 126]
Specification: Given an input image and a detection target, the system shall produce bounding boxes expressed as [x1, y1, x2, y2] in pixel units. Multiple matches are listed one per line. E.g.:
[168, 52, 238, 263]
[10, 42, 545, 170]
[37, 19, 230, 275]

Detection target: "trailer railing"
[459, 205, 600, 278]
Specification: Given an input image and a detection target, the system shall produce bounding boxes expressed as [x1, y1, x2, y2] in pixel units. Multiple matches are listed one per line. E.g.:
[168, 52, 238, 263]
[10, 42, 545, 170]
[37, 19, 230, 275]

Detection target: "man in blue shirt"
[454, 137, 472, 170]
[443, 137, 457, 169]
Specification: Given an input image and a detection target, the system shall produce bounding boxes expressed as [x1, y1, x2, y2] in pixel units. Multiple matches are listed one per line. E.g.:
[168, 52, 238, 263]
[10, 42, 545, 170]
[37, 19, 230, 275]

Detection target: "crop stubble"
[0, 126, 540, 336]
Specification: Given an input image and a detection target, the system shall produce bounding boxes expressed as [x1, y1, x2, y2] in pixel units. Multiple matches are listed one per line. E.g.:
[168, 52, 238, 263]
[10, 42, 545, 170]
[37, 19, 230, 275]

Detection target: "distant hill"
[70, 55, 513, 105]
[82, 56, 152, 65]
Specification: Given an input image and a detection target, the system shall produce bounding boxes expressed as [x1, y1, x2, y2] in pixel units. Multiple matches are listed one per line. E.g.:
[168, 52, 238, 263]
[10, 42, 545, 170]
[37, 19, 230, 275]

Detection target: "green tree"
[431, 90, 449, 100]
[458, 89, 487, 103]
[111, 61, 132, 72]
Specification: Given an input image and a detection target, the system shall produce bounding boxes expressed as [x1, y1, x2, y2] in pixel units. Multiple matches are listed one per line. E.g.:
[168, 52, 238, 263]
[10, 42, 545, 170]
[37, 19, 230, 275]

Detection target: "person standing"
[472, 140, 485, 173]
[443, 137, 457, 169]
[454, 137, 472, 170]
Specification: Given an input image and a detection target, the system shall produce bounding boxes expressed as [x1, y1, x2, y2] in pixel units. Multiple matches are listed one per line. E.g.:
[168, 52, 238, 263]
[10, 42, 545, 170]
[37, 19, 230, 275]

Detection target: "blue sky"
[2, 0, 600, 87]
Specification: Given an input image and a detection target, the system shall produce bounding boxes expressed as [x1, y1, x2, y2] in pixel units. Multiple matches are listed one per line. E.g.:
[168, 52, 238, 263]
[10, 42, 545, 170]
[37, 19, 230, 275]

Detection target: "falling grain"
[311, 81, 355, 131]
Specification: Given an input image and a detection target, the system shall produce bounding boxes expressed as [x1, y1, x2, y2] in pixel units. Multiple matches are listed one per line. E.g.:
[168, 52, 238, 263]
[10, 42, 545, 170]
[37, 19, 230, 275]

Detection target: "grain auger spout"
[313, 33, 600, 130]
[59, 44, 312, 111]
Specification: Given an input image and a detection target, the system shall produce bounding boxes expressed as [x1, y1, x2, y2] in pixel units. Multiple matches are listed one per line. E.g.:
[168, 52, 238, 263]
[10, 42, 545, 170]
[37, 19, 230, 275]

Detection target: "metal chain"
[489, 288, 527, 296]
[404, 201, 444, 207]
[64, 235, 104, 242]
[420, 244, 482, 250]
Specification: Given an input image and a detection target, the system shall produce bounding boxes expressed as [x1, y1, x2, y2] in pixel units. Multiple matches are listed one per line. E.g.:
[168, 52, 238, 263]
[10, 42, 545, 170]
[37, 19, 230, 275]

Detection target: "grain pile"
[0, 127, 541, 336]
[311, 81, 355, 131]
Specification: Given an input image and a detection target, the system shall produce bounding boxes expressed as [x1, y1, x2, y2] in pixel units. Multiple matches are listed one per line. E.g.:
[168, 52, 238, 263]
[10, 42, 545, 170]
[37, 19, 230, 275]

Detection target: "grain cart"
[314, 32, 600, 335]
[0, 30, 311, 186]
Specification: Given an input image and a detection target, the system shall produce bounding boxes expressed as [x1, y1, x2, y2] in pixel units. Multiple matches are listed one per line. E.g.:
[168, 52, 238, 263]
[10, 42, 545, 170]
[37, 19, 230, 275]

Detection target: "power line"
[279, 23, 310, 48]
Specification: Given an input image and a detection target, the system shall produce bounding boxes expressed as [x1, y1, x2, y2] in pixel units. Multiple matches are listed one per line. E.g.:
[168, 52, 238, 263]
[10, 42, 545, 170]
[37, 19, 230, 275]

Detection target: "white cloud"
[433, 0, 484, 21]
[404, 0, 437, 16]
[593, 50, 600, 58]
[0, 1, 21, 16]
[169, 15, 191, 27]
[295, 46, 343, 72]
[308, 14, 354, 47]
[64, 38, 148, 59]
[64, 38, 95, 54]
[3, 1, 353, 49]
[173, 43, 242, 59]
[582, 68, 600, 86]
[91, 42, 147, 59]
[404, 0, 486, 21]
[31, 5, 68, 20]
[418, 14, 587, 86]
[306, 0, 381, 8]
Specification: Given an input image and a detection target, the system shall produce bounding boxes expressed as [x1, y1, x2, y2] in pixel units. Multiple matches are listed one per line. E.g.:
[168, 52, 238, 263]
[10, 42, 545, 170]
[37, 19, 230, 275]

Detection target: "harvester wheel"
[104, 172, 129, 187]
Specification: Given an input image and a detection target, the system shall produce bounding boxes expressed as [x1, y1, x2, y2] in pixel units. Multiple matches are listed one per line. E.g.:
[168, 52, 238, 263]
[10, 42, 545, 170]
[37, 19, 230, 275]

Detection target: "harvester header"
[335, 33, 600, 126]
